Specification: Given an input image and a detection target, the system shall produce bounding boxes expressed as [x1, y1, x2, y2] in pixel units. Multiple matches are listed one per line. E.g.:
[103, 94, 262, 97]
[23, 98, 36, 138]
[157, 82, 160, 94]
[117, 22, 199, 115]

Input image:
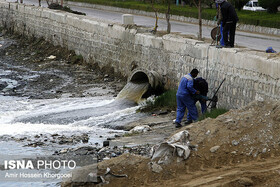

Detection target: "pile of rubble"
[187, 99, 280, 169]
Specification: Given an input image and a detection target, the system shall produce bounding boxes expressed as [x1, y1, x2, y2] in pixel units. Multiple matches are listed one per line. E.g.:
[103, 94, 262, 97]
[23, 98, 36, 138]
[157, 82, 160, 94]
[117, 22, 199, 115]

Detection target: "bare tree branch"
[192, 0, 202, 40]
[151, 0, 159, 34]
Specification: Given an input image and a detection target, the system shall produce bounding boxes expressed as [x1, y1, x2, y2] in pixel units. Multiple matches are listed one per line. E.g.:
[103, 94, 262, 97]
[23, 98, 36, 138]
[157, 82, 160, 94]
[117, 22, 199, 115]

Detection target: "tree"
[259, 0, 280, 13]
[157, 0, 172, 33]
[150, 0, 172, 34]
[150, 0, 159, 34]
[164, 0, 172, 34]
[192, 0, 203, 40]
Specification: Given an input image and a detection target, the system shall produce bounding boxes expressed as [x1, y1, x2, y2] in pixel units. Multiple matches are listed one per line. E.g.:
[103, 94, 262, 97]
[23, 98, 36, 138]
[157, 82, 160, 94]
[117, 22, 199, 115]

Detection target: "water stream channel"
[0, 35, 150, 186]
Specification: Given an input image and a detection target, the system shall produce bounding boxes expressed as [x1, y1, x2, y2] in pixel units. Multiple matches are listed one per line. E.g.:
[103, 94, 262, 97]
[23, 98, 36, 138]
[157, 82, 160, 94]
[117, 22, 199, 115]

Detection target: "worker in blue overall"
[175, 69, 200, 128]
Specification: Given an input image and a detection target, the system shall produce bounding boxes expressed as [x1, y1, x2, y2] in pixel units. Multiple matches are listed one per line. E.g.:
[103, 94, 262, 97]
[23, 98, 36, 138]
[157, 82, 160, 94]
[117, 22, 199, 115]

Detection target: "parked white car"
[243, 0, 266, 11]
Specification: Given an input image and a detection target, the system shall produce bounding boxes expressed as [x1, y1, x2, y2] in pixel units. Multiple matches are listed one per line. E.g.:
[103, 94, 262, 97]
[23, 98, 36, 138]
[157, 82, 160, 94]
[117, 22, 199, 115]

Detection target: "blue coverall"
[198, 98, 207, 114]
[175, 73, 198, 123]
[220, 21, 225, 46]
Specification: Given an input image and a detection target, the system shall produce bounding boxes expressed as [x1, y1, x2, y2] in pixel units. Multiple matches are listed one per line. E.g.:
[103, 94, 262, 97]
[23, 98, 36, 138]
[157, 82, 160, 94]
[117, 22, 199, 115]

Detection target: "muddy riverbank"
[0, 32, 126, 99]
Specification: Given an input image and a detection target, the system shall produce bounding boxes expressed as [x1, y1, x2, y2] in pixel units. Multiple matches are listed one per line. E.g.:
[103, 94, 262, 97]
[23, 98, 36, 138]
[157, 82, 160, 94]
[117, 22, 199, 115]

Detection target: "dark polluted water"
[0, 36, 150, 186]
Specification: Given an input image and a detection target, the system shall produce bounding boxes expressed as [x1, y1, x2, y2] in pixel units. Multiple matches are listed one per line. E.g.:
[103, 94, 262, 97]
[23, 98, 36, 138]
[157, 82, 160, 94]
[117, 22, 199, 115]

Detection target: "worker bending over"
[175, 69, 200, 128]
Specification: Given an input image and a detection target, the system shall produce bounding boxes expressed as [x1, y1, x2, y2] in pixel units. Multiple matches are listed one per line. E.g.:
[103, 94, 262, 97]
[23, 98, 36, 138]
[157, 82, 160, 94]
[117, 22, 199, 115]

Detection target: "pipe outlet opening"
[129, 69, 163, 98]
[117, 68, 163, 103]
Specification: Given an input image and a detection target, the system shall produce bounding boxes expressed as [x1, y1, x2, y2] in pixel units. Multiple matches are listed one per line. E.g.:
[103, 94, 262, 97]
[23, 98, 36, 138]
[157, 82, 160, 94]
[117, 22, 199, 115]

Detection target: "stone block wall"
[0, 1, 279, 109]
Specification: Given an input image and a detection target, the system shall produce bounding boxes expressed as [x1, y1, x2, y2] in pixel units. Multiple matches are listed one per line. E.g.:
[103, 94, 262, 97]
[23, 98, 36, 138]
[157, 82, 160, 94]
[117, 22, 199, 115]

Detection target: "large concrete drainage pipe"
[128, 68, 163, 98]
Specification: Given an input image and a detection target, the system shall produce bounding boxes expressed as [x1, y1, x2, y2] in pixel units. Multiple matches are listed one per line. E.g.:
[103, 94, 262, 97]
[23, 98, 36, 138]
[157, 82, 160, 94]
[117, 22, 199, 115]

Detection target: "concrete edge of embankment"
[64, 0, 280, 37]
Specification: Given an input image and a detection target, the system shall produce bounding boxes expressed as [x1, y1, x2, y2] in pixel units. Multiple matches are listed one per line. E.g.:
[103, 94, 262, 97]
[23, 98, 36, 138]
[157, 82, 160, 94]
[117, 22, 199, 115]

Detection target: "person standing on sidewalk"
[175, 69, 200, 128]
[216, 2, 226, 46]
[216, 0, 239, 48]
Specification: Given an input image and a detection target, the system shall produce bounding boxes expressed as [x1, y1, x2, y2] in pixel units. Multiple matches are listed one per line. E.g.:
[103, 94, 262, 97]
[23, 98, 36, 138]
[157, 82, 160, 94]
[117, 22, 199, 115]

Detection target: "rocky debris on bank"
[8, 133, 90, 147]
[128, 125, 151, 134]
[55, 144, 152, 162]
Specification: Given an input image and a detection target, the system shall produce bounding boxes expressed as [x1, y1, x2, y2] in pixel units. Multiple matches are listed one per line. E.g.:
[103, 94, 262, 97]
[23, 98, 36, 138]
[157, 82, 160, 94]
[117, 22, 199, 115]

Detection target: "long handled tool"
[207, 78, 226, 108]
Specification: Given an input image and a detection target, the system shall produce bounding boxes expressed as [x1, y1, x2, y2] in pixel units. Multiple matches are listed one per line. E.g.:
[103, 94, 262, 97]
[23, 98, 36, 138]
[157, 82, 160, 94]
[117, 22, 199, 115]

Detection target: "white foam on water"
[0, 122, 94, 136]
[72, 104, 140, 126]
[0, 97, 124, 136]
[0, 97, 114, 123]
[0, 182, 58, 187]
[0, 121, 123, 137]
[23, 98, 113, 121]
[0, 69, 12, 76]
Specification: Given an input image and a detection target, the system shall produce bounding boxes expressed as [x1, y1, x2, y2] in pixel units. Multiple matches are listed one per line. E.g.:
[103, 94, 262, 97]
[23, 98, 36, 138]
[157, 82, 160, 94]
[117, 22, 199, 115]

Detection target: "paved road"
[9, 0, 280, 52]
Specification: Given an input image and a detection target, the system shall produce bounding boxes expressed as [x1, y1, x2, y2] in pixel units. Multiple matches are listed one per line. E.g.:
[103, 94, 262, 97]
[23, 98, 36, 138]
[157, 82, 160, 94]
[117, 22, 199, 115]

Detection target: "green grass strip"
[198, 108, 228, 121]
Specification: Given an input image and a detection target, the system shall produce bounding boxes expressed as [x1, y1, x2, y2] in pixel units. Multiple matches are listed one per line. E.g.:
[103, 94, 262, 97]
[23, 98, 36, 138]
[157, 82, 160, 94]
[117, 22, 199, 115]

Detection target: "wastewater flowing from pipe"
[117, 81, 150, 104]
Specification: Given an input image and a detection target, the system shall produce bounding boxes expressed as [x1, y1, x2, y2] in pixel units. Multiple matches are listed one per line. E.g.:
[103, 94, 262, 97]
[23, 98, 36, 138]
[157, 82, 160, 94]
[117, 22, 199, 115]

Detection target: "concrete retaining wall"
[0, 1, 279, 109]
